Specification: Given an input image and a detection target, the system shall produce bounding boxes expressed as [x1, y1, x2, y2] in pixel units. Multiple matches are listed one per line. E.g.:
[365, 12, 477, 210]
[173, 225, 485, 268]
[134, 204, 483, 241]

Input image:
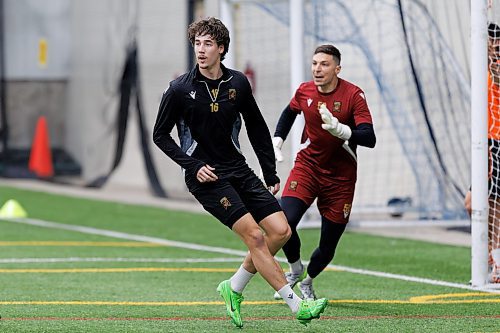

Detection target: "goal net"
[487, 0, 500, 285]
[228, 0, 470, 223]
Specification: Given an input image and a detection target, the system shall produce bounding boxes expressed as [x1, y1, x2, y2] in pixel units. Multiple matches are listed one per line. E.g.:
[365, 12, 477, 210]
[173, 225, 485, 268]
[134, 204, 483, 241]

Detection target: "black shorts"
[185, 165, 282, 228]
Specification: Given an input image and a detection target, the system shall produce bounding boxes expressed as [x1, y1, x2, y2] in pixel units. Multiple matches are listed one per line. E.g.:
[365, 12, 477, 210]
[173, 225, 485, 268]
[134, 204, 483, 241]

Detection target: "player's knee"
[270, 222, 291, 244]
[245, 229, 266, 249]
[281, 224, 292, 243]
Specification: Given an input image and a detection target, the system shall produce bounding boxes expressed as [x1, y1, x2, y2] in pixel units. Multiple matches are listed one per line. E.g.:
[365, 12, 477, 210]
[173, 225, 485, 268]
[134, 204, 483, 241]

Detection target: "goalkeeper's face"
[311, 53, 341, 93]
[194, 34, 224, 70]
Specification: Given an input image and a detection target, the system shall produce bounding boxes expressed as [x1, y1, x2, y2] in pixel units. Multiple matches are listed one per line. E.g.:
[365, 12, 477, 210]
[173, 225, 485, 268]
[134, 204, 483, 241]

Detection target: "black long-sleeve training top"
[153, 64, 279, 186]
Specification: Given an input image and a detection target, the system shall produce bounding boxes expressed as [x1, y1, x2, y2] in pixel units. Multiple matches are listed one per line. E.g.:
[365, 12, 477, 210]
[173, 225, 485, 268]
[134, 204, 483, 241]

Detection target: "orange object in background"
[244, 62, 256, 93]
[28, 116, 54, 178]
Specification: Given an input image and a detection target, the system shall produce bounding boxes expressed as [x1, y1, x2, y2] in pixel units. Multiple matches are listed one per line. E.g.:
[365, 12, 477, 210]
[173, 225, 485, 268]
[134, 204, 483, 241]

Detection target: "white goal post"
[470, 0, 489, 287]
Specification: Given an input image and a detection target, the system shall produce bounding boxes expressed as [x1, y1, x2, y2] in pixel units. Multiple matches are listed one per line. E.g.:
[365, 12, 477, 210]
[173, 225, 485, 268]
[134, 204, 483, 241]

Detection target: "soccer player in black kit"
[153, 17, 327, 328]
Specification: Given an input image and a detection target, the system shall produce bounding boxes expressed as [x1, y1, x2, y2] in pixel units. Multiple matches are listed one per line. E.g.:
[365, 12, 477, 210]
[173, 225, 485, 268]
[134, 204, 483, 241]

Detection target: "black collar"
[191, 63, 230, 82]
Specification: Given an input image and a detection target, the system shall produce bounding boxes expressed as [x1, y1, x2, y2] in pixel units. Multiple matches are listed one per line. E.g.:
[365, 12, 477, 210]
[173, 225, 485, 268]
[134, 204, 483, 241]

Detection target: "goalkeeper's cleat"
[273, 269, 307, 300]
[296, 298, 328, 326]
[216, 280, 244, 328]
[299, 281, 317, 301]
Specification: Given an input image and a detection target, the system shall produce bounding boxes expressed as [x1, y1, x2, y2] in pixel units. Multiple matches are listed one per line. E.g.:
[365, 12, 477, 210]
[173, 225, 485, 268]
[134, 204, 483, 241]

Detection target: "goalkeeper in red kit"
[272, 44, 376, 300]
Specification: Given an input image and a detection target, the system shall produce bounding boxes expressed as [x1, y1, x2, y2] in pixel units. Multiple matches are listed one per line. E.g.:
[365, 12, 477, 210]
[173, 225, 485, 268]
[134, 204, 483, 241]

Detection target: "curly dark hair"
[188, 17, 230, 61]
[314, 44, 341, 65]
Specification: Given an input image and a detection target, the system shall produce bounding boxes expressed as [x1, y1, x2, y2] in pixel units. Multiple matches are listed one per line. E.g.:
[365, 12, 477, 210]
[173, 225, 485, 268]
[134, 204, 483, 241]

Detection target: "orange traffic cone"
[28, 116, 54, 178]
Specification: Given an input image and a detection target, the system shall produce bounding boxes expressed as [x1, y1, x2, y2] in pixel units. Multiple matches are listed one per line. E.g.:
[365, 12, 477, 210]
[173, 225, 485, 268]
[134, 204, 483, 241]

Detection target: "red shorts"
[281, 162, 356, 224]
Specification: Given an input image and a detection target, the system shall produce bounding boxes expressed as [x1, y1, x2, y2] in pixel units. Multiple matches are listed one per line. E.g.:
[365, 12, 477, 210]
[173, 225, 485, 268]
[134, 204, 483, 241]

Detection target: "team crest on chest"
[289, 180, 298, 191]
[343, 203, 352, 218]
[220, 197, 232, 210]
[333, 101, 342, 112]
[307, 98, 313, 107]
[229, 89, 236, 100]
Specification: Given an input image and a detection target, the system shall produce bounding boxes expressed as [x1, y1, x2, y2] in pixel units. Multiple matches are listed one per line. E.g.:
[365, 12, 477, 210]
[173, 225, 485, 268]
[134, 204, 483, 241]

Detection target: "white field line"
[2, 217, 500, 294]
[2, 217, 248, 257]
[0, 257, 244, 264]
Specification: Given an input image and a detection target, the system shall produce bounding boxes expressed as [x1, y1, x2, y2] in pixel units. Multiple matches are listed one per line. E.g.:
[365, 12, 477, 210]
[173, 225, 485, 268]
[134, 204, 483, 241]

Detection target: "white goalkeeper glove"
[319, 104, 352, 140]
[272, 137, 284, 162]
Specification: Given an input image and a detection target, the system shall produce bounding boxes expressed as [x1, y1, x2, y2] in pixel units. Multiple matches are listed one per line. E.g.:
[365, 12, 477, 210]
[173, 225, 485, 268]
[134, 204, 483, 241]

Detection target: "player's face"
[194, 34, 224, 70]
[311, 53, 341, 93]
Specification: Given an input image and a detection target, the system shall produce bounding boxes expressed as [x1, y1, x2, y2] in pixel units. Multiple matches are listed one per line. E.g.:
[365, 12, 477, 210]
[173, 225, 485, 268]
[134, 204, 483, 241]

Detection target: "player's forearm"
[241, 102, 280, 185]
[274, 105, 297, 140]
[349, 123, 376, 148]
[249, 130, 280, 185]
[248, 136, 279, 185]
[153, 134, 205, 176]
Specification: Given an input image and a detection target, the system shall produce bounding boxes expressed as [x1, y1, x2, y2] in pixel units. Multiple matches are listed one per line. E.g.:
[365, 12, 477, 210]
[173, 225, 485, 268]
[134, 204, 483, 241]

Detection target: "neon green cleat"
[296, 298, 328, 326]
[216, 280, 244, 328]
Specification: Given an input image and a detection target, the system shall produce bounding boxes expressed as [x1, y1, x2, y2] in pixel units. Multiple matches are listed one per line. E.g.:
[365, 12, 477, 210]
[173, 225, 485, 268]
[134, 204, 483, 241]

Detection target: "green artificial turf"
[0, 185, 498, 332]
